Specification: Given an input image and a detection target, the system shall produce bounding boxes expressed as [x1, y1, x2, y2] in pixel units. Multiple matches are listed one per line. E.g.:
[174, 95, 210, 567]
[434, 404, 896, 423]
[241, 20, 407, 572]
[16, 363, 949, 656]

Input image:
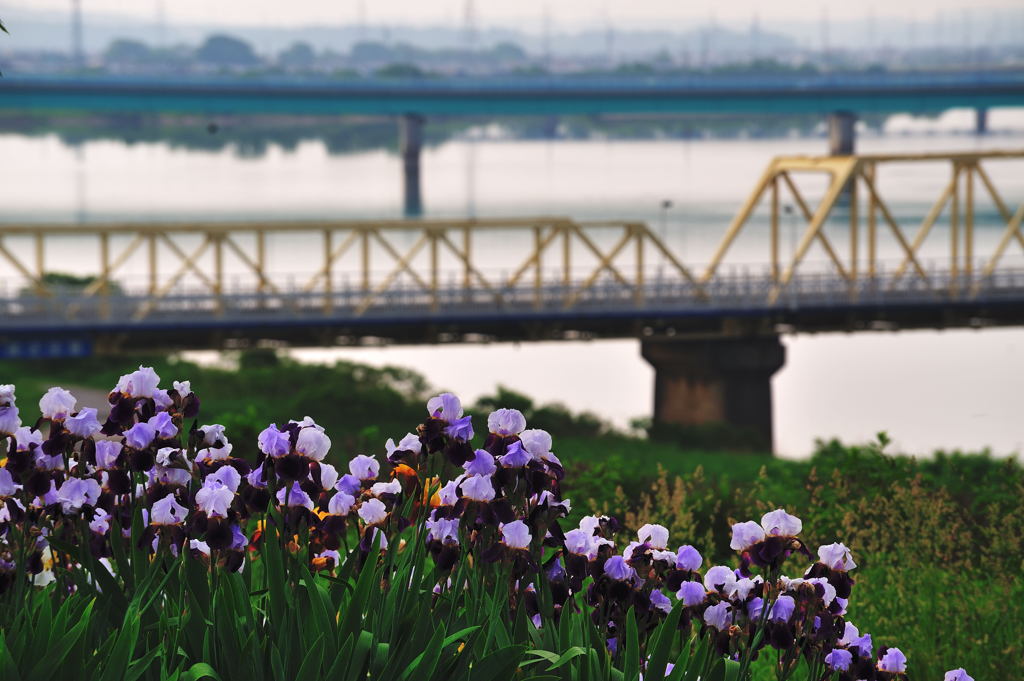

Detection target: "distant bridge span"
[5, 72, 1024, 214]
[4, 71, 1024, 116]
[3, 150, 1024, 450]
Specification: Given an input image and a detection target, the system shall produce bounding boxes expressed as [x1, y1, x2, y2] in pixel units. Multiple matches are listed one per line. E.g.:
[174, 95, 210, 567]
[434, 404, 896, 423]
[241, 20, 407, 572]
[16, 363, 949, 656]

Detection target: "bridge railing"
[5, 263, 1024, 328]
[2, 150, 1024, 327]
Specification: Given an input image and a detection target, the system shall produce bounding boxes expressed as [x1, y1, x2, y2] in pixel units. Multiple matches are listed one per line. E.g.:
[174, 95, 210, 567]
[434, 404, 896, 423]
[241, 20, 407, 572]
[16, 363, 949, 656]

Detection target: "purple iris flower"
[703, 602, 732, 631]
[500, 520, 532, 550]
[370, 480, 401, 497]
[638, 523, 669, 549]
[246, 463, 267, 490]
[805, 577, 837, 606]
[650, 589, 672, 614]
[275, 482, 314, 511]
[746, 597, 763, 620]
[730, 520, 766, 551]
[114, 366, 161, 398]
[498, 441, 531, 467]
[199, 424, 227, 446]
[519, 429, 552, 460]
[89, 508, 112, 534]
[426, 516, 460, 545]
[336, 473, 362, 495]
[124, 421, 157, 450]
[825, 649, 853, 672]
[230, 524, 247, 551]
[385, 433, 421, 459]
[839, 622, 873, 657]
[703, 565, 737, 593]
[769, 595, 796, 623]
[427, 393, 463, 420]
[761, 509, 802, 537]
[39, 387, 77, 420]
[348, 454, 380, 481]
[460, 475, 495, 502]
[152, 390, 173, 412]
[151, 493, 189, 525]
[56, 477, 102, 515]
[463, 449, 497, 477]
[677, 581, 706, 607]
[729, 577, 759, 601]
[675, 545, 702, 571]
[65, 407, 101, 438]
[0, 469, 20, 497]
[818, 542, 857, 571]
[0, 403, 19, 436]
[434, 479, 460, 506]
[944, 669, 973, 681]
[878, 648, 907, 674]
[316, 463, 339, 491]
[328, 491, 356, 515]
[564, 528, 594, 557]
[148, 412, 178, 439]
[487, 408, 526, 436]
[357, 498, 388, 525]
[196, 480, 235, 517]
[295, 426, 330, 461]
[207, 465, 241, 493]
[258, 424, 291, 458]
[445, 415, 474, 441]
[603, 555, 636, 581]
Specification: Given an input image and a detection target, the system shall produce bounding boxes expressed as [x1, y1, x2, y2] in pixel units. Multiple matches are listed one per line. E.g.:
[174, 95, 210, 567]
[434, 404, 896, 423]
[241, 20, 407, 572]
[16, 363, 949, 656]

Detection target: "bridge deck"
[4, 71, 1024, 116]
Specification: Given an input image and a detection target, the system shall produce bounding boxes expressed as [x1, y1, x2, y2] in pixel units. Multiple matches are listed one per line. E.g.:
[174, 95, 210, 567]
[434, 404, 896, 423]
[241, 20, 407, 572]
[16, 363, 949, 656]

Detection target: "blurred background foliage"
[1, 350, 1020, 679]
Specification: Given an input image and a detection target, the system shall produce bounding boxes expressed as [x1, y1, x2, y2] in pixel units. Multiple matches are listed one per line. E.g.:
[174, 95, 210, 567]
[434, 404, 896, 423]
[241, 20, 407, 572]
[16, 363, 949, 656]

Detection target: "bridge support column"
[975, 107, 988, 135]
[641, 336, 785, 452]
[399, 113, 425, 216]
[827, 111, 856, 156]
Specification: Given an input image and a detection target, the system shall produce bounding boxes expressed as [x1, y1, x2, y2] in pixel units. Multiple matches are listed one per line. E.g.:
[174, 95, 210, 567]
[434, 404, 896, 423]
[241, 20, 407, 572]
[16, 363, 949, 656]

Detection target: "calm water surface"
[2, 107, 1023, 457]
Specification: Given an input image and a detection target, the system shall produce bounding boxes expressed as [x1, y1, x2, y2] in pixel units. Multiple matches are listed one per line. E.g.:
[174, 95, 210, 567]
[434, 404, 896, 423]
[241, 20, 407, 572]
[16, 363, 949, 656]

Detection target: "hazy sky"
[8, 0, 1022, 31]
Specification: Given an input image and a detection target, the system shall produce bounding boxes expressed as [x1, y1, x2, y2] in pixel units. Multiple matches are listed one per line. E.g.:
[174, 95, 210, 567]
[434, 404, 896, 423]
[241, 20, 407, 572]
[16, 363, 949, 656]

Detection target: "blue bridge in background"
[3, 71, 1024, 116]
[4, 70, 1023, 215]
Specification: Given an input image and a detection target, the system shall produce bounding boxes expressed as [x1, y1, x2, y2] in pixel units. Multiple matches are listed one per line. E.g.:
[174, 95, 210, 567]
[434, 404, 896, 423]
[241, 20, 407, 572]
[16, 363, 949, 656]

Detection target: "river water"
[2, 107, 1024, 457]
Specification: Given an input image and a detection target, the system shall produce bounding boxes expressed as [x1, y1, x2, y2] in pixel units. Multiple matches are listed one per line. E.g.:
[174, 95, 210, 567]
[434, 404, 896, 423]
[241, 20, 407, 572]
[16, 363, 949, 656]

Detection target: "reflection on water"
[1, 114, 1023, 457]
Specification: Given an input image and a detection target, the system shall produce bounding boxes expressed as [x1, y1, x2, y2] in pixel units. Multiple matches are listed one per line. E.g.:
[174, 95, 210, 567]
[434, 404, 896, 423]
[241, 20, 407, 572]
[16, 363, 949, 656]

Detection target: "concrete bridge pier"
[641, 336, 785, 452]
[827, 110, 857, 156]
[975, 107, 989, 135]
[399, 113, 425, 216]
